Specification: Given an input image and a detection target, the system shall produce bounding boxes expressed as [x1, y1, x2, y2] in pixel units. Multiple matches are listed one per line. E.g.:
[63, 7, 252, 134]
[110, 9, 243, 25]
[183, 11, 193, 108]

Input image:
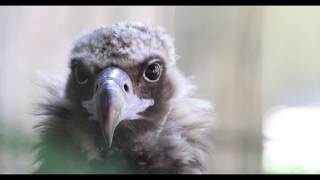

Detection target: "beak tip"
[108, 137, 113, 148]
[106, 129, 114, 149]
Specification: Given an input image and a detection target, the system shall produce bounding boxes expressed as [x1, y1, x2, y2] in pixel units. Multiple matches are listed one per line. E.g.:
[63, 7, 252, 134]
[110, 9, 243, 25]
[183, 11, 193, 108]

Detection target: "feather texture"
[34, 23, 214, 174]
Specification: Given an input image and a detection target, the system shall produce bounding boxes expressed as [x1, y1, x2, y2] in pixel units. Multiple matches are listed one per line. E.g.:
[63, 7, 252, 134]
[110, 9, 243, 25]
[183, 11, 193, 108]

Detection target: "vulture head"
[35, 22, 214, 174]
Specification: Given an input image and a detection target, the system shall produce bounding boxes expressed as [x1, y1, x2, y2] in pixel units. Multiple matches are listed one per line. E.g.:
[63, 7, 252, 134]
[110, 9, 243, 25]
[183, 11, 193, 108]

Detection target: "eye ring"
[74, 66, 89, 85]
[143, 61, 162, 83]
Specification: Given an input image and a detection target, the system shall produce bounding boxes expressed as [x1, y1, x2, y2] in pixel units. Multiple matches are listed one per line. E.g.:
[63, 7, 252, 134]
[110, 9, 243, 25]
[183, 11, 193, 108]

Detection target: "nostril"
[123, 84, 129, 93]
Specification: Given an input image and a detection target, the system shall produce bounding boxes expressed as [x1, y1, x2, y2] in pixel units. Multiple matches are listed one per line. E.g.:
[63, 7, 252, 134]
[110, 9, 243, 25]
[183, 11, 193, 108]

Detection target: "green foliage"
[0, 120, 34, 154]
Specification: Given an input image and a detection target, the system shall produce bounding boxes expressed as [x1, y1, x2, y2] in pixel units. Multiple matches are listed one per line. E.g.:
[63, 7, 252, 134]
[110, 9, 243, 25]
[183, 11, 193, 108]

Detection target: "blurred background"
[1, 6, 320, 174]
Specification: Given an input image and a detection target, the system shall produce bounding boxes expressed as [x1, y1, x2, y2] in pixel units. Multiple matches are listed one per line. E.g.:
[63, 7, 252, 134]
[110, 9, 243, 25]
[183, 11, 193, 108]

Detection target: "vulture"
[34, 22, 214, 174]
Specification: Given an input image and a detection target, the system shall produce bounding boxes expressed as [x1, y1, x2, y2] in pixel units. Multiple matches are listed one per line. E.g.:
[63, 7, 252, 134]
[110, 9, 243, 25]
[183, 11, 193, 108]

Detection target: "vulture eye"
[73, 66, 89, 85]
[143, 62, 162, 82]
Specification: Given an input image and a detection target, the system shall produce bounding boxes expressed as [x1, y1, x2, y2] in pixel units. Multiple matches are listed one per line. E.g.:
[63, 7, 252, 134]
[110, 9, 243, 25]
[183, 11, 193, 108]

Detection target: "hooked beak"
[94, 67, 154, 148]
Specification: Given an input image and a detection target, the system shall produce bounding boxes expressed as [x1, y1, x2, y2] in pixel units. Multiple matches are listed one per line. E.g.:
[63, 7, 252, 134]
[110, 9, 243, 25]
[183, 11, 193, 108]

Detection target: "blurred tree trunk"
[175, 7, 263, 173]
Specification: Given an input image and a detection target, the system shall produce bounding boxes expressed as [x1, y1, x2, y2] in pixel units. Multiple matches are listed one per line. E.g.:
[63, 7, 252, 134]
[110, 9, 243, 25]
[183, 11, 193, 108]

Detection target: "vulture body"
[35, 23, 214, 174]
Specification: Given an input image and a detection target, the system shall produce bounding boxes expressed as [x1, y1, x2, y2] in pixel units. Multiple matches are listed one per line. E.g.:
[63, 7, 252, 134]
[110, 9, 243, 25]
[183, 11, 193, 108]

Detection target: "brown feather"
[34, 22, 214, 174]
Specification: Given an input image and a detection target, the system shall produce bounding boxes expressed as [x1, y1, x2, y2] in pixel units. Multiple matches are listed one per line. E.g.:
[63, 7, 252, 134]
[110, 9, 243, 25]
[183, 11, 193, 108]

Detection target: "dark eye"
[143, 62, 162, 82]
[73, 65, 89, 85]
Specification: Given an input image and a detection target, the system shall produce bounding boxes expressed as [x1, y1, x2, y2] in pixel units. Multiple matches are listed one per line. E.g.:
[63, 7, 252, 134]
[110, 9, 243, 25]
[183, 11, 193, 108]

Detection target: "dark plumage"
[34, 22, 214, 174]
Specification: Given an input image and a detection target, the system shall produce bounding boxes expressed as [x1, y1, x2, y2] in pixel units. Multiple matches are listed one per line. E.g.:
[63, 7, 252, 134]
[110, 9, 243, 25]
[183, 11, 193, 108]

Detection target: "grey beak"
[95, 67, 154, 148]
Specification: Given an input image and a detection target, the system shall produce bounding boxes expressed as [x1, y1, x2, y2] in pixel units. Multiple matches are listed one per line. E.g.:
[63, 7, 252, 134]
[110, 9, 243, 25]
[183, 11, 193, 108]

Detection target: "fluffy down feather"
[34, 22, 214, 174]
